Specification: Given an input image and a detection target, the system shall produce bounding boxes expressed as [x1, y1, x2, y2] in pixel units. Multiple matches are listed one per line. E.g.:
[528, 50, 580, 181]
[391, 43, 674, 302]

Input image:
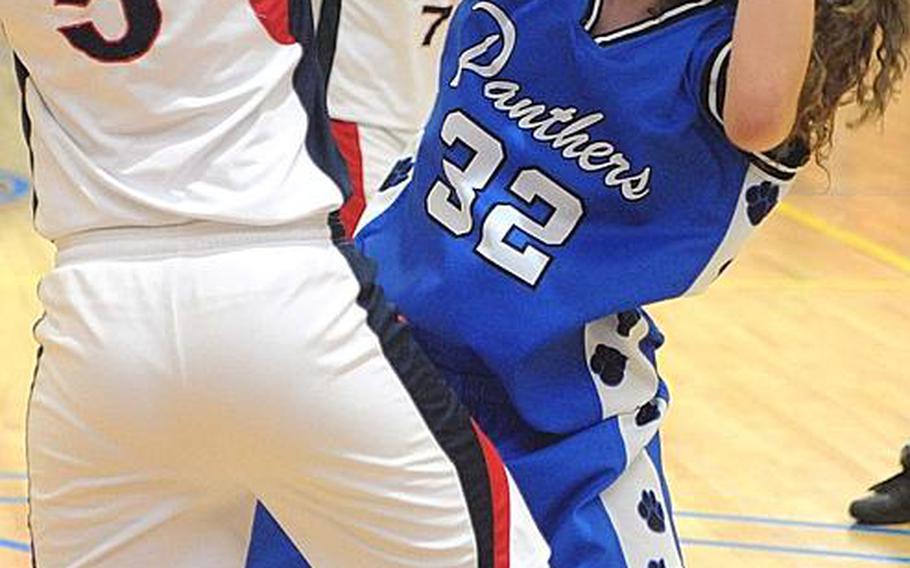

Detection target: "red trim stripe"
[331, 120, 366, 238]
[248, 0, 295, 45]
[472, 421, 512, 568]
[333, 242, 508, 567]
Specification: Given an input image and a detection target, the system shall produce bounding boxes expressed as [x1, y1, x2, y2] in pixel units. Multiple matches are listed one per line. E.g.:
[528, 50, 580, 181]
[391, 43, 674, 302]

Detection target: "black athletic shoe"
[850, 444, 910, 526]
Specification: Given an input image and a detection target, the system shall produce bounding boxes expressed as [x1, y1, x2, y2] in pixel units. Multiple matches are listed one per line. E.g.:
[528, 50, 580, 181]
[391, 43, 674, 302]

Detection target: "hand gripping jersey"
[0, 0, 347, 241]
[358, 0, 808, 435]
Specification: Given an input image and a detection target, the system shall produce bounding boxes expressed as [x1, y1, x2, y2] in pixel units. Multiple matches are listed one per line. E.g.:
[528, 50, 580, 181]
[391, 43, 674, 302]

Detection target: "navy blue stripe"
[332, 235, 498, 568]
[681, 538, 910, 564]
[646, 435, 685, 563]
[700, 39, 729, 132]
[289, 0, 351, 201]
[12, 54, 36, 216]
[749, 153, 798, 181]
[25, 342, 43, 568]
[315, 0, 342, 90]
[591, 0, 728, 46]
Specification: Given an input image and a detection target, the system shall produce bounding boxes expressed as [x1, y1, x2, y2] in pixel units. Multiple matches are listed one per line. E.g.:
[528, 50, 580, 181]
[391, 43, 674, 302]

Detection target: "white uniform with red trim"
[327, 0, 458, 232]
[0, 1, 548, 566]
[4, 0, 342, 242]
[328, 0, 456, 132]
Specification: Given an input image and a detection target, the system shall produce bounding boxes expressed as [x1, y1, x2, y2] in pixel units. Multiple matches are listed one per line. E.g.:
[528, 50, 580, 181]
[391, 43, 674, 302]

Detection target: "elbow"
[723, 93, 797, 154]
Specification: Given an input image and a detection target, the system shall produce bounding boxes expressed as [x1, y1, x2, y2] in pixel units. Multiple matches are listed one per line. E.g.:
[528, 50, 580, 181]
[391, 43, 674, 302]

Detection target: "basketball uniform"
[245, 3, 463, 564]
[356, 0, 809, 566]
[0, 1, 548, 566]
[327, 0, 459, 233]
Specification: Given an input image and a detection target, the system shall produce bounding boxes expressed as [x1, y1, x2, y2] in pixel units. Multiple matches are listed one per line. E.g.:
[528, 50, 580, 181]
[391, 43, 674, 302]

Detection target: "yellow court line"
[777, 202, 910, 276]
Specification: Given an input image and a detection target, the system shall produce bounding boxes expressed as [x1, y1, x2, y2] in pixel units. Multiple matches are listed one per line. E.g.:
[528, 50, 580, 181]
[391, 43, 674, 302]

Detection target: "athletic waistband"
[55, 218, 334, 265]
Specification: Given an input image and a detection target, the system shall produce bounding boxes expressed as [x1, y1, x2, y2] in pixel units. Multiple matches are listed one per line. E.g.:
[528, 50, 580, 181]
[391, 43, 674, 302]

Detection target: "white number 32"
[426, 111, 584, 287]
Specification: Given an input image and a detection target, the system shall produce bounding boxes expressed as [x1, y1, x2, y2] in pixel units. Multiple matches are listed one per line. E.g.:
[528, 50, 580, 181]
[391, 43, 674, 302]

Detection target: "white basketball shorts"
[26, 219, 549, 567]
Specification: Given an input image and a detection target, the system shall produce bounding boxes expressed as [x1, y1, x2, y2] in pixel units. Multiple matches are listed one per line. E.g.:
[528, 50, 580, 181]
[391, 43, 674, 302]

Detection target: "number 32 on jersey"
[426, 111, 585, 287]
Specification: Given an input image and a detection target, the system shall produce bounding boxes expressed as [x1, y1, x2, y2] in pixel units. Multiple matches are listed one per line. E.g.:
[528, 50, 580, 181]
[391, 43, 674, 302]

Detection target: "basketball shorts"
[445, 370, 684, 568]
[27, 220, 549, 567]
[247, 365, 683, 568]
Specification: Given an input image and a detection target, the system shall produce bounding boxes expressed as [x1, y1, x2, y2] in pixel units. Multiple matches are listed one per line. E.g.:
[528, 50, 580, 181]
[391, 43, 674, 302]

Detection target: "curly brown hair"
[655, 0, 910, 162]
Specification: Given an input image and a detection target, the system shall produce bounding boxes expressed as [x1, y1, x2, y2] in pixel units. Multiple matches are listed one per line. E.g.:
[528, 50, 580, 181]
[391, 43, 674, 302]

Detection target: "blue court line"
[0, 538, 29, 554]
[0, 472, 26, 481]
[0, 170, 30, 206]
[0, 496, 27, 505]
[681, 538, 910, 564]
[676, 510, 910, 537]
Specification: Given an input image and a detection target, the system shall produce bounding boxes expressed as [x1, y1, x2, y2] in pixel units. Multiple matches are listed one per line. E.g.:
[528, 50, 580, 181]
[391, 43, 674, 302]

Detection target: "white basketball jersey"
[327, 0, 458, 131]
[0, 1, 344, 241]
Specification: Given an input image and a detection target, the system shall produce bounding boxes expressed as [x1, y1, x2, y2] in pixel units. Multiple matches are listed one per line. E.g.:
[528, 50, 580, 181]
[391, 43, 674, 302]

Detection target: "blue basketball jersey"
[357, 0, 807, 435]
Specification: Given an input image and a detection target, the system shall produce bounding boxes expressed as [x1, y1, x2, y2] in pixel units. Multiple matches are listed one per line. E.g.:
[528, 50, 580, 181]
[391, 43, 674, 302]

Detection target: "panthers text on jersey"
[357, 1, 807, 564]
[358, 0, 807, 436]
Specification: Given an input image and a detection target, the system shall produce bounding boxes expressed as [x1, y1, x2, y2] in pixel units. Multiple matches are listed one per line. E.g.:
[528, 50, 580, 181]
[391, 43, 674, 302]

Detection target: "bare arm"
[724, 0, 815, 152]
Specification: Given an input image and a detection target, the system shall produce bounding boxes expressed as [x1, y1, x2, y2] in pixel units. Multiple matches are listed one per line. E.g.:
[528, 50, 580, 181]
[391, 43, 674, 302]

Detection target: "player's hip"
[36, 219, 378, 407]
[443, 365, 670, 461]
[29, 221, 553, 567]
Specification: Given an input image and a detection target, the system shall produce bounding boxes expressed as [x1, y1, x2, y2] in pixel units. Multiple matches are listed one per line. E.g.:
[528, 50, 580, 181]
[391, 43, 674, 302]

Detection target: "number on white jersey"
[421, 5, 455, 46]
[56, 0, 162, 63]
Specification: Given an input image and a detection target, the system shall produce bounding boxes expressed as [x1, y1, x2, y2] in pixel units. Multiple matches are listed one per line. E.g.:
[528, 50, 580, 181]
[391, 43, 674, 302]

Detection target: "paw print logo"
[379, 157, 414, 192]
[745, 181, 780, 226]
[616, 310, 642, 338]
[638, 490, 667, 533]
[590, 345, 627, 387]
[635, 399, 662, 427]
[648, 561, 667, 568]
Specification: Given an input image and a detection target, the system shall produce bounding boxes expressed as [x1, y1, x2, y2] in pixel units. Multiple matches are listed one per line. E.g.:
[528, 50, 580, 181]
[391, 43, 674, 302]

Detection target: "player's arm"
[723, 0, 814, 153]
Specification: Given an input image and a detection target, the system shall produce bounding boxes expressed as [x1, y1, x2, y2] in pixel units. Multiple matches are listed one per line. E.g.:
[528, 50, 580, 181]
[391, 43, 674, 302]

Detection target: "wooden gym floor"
[1, 51, 909, 566]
